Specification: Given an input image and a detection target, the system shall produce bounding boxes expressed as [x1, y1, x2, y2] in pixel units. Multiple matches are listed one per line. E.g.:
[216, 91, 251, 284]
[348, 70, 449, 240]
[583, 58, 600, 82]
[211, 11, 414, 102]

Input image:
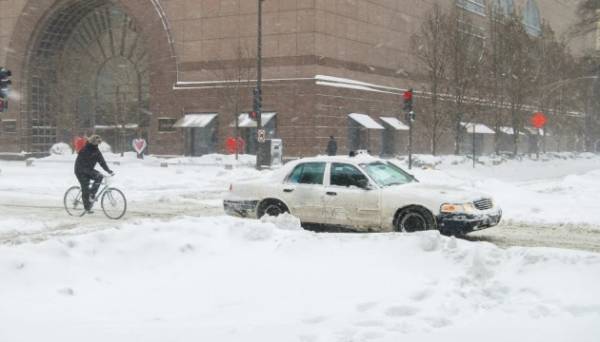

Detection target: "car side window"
[330, 163, 368, 188]
[287, 162, 326, 185]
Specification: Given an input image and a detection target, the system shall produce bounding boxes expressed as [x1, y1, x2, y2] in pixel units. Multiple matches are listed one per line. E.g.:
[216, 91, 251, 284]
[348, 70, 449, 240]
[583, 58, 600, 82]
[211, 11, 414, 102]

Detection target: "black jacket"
[75, 143, 112, 174]
[327, 139, 337, 156]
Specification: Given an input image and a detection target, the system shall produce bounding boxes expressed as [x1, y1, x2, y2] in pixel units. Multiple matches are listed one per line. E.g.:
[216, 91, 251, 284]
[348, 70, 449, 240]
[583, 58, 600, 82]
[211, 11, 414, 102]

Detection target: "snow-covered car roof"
[287, 154, 385, 166]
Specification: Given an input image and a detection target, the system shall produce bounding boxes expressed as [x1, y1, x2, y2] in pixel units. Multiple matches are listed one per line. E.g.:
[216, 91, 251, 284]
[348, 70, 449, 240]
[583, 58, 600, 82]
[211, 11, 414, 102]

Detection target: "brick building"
[0, 0, 592, 156]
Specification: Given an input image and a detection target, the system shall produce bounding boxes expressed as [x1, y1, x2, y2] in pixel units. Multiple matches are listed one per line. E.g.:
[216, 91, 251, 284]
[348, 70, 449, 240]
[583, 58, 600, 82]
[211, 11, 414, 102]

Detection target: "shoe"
[85, 209, 94, 214]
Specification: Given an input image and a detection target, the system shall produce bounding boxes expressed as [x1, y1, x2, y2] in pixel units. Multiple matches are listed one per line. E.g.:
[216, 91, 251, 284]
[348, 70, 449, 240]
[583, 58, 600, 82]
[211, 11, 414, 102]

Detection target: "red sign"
[530, 112, 547, 129]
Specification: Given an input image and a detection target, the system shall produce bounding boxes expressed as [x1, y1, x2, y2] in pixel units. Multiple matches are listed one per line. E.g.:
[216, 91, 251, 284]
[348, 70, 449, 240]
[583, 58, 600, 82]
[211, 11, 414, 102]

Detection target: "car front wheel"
[395, 207, 436, 233]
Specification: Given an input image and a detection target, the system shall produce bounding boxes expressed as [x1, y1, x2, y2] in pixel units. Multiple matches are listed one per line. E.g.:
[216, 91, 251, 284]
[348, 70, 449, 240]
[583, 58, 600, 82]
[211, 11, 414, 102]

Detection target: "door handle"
[283, 188, 294, 193]
[326, 191, 337, 196]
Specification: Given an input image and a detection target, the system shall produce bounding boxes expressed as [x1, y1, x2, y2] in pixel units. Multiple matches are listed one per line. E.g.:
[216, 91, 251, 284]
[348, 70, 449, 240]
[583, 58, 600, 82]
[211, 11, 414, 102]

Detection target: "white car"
[224, 155, 502, 235]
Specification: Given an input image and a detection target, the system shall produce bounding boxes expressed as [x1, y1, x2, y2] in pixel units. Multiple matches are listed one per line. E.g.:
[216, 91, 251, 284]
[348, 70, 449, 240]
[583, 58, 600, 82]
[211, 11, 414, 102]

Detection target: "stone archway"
[6, 0, 177, 152]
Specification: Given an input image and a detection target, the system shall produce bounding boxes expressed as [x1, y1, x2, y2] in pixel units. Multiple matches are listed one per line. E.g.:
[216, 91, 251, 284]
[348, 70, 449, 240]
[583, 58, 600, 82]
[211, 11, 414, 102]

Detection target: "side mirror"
[357, 178, 372, 190]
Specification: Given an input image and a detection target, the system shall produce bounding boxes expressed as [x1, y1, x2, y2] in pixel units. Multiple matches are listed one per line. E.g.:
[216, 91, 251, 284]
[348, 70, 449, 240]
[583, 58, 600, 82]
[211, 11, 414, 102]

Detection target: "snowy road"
[469, 222, 600, 253]
[2, 152, 600, 251]
[2, 199, 599, 253]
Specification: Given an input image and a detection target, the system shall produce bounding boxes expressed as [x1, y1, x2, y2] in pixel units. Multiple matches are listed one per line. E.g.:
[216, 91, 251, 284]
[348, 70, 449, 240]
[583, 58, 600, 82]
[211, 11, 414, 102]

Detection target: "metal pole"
[255, 0, 264, 170]
[408, 118, 412, 169]
[536, 129, 540, 159]
[472, 124, 476, 168]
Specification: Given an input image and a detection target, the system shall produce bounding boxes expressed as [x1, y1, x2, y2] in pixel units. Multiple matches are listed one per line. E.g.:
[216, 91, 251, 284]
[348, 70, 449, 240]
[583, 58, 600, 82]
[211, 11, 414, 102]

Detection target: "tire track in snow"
[2, 203, 600, 253]
[0, 201, 224, 245]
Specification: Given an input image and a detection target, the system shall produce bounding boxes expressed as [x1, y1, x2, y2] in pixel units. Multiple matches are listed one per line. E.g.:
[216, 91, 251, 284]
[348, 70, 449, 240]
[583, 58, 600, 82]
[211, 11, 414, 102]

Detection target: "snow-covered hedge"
[49, 142, 72, 155]
[98, 141, 112, 153]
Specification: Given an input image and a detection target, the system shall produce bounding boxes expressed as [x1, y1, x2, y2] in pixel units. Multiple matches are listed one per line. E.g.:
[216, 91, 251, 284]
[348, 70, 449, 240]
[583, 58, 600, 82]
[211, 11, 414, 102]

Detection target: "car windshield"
[359, 161, 416, 187]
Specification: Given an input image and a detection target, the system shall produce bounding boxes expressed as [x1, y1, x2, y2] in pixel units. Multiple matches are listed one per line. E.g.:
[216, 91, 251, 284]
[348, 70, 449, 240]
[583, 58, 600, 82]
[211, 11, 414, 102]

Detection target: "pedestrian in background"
[327, 136, 337, 156]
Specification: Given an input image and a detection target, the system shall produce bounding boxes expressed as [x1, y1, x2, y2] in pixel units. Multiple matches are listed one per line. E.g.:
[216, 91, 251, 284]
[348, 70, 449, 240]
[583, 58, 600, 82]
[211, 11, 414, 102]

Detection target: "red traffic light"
[530, 112, 547, 129]
[403, 89, 413, 101]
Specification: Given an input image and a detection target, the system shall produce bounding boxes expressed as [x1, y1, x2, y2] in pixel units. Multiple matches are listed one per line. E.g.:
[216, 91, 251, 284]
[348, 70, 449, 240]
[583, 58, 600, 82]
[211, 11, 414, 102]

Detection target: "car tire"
[394, 206, 436, 233]
[257, 199, 289, 218]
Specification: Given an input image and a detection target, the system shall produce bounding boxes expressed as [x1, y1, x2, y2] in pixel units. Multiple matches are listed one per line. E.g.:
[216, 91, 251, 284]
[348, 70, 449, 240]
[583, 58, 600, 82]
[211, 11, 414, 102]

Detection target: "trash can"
[257, 139, 283, 168]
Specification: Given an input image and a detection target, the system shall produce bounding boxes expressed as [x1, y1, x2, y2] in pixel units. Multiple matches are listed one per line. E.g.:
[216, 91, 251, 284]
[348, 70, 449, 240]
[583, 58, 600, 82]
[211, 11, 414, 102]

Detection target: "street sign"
[257, 129, 266, 143]
[531, 112, 547, 129]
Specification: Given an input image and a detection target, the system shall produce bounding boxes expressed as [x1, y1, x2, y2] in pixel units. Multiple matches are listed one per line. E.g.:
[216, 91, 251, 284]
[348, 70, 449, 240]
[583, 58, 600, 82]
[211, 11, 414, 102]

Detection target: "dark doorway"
[185, 121, 218, 156]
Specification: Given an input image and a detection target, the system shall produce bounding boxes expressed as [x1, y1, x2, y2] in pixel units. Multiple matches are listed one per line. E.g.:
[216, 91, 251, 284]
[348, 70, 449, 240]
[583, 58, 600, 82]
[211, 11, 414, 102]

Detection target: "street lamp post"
[255, 0, 265, 170]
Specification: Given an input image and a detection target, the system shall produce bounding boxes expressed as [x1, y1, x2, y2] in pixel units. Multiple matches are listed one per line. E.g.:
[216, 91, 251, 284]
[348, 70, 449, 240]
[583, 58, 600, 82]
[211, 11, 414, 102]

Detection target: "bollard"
[160, 162, 168, 168]
[25, 159, 34, 167]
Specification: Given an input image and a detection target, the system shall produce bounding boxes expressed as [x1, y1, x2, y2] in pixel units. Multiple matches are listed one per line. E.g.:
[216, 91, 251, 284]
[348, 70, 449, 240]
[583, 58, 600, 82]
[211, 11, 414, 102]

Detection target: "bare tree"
[210, 44, 255, 159]
[483, 6, 513, 154]
[573, 0, 600, 35]
[499, 13, 540, 156]
[410, 3, 449, 155]
[446, 7, 485, 154]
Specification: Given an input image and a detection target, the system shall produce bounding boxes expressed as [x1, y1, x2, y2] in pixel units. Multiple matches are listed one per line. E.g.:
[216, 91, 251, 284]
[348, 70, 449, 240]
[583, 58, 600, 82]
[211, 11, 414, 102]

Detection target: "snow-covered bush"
[98, 141, 112, 153]
[49, 142, 72, 155]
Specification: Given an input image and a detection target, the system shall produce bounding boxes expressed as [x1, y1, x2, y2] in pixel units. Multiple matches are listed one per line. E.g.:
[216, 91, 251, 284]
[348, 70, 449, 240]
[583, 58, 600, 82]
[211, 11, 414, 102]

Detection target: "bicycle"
[63, 174, 127, 219]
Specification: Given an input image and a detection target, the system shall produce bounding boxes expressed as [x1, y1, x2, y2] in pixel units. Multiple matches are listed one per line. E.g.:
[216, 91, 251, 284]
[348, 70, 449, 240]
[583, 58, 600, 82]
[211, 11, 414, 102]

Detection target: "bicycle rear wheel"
[64, 186, 85, 216]
[101, 188, 127, 219]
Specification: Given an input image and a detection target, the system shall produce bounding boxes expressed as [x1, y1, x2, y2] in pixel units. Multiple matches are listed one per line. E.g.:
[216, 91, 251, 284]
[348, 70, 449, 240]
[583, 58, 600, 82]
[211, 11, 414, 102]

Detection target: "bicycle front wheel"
[64, 186, 85, 217]
[101, 188, 127, 220]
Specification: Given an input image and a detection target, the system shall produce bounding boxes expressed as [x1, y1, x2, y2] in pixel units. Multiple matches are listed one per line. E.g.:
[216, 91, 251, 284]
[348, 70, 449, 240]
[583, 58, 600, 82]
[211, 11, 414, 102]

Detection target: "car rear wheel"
[395, 207, 436, 233]
[257, 200, 289, 218]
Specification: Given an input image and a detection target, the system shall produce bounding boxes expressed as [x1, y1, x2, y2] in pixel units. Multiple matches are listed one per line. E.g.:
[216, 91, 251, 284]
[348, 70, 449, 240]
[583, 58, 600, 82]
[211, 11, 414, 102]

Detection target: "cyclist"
[74, 134, 114, 213]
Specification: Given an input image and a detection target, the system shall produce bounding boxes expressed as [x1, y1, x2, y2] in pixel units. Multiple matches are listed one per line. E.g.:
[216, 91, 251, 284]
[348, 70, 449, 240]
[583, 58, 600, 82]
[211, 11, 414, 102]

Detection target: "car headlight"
[440, 203, 476, 214]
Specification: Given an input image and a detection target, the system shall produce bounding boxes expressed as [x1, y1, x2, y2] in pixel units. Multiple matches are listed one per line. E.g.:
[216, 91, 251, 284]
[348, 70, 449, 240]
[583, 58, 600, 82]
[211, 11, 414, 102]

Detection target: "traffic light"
[405, 110, 416, 123]
[0, 67, 12, 112]
[249, 111, 258, 120]
[403, 88, 413, 112]
[252, 87, 262, 113]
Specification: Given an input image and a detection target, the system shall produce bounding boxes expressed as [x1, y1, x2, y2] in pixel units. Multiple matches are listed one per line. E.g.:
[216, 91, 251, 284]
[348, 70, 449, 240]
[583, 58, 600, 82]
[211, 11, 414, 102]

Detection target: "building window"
[523, 0, 541, 36]
[492, 0, 513, 16]
[158, 118, 176, 132]
[457, 0, 486, 16]
[3, 120, 17, 134]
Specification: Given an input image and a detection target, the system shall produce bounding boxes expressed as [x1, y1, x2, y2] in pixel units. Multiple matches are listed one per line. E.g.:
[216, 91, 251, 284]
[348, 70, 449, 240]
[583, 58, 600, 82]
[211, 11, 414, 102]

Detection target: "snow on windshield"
[360, 161, 416, 186]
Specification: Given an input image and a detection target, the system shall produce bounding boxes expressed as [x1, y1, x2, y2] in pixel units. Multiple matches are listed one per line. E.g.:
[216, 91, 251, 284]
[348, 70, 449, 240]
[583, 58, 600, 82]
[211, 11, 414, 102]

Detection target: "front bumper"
[223, 199, 259, 218]
[437, 209, 502, 235]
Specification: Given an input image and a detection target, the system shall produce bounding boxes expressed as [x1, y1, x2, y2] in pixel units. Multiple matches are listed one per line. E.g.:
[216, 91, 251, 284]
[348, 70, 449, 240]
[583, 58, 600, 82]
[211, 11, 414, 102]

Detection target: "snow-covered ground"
[1, 152, 599, 341]
[397, 153, 600, 226]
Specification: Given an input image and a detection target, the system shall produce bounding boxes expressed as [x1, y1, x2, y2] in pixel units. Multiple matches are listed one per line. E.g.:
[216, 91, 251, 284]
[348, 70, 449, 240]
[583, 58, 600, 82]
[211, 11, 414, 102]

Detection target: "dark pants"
[75, 170, 103, 210]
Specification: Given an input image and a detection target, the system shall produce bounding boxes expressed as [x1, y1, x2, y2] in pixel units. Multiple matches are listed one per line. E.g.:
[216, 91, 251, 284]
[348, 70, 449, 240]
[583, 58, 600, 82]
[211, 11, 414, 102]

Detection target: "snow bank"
[39, 151, 256, 167]
[0, 216, 599, 342]
[394, 153, 600, 226]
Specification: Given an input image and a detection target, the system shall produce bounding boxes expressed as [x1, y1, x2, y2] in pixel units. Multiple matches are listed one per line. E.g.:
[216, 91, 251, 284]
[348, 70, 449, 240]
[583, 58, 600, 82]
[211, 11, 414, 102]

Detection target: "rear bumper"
[223, 199, 259, 218]
[437, 209, 502, 235]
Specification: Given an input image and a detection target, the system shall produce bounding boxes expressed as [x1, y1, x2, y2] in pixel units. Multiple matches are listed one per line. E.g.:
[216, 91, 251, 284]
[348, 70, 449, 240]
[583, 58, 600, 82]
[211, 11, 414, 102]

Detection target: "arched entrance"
[25, 0, 149, 152]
